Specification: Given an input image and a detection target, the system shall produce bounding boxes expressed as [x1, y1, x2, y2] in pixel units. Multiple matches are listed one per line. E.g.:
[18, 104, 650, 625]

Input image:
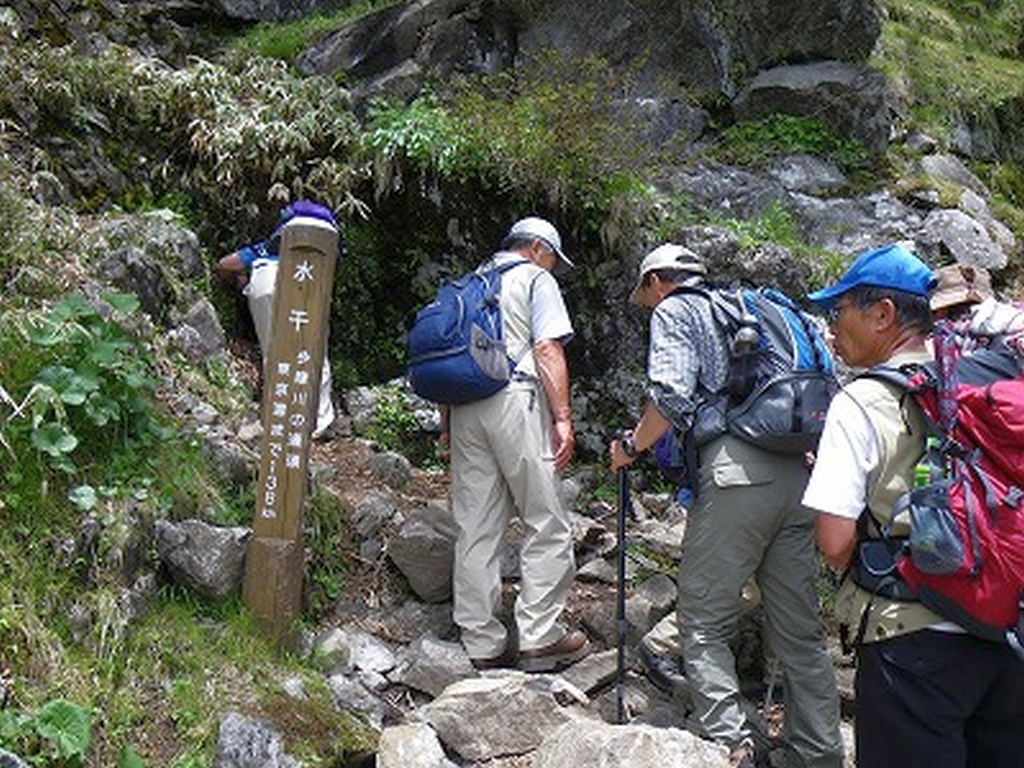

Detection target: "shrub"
[708, 114, 871, 175]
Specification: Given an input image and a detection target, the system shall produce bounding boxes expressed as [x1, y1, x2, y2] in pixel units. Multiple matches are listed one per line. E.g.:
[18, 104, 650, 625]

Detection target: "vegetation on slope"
[1, 0, 1023, 764]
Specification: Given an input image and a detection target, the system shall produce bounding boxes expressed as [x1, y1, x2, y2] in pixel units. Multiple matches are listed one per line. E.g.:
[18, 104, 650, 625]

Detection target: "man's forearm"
[534, 338, 571, 422]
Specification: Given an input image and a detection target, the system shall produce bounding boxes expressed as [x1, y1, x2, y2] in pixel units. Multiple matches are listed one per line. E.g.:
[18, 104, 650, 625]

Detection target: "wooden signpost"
[243, 215, 338, 646]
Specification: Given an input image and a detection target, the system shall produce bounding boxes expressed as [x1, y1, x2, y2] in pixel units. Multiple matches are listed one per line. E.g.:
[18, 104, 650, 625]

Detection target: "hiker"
[608, 243, 843, 768]
[444, 216, 591, 672]
[217, 200, 338, 439]
[803, 244, 1024, 767]
[930, 262, 1024, 374]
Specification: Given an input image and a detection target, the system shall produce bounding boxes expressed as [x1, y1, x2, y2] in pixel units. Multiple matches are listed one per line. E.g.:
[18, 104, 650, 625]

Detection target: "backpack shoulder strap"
[671, 284, 744, 329]
[860, 364, 912, 391]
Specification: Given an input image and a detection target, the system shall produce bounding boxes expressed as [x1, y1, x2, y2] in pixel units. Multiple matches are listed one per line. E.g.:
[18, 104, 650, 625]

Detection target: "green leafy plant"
[363, 385, 419, 452]
[709, 114, 870, 174]
[363, 93, 468, 195]
[873, 0, 1024, 147]
[304, 487, 355, 618]
[2, 291, 166, 478]
[0, 698, 91, 766]
[362, 51, 657, 246]
[232, 0, 403, 62]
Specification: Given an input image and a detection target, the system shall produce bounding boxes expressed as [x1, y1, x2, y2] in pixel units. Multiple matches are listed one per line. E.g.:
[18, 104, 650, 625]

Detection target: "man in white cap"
[445, 215, 591, 672]
[609, 244, 843, 768]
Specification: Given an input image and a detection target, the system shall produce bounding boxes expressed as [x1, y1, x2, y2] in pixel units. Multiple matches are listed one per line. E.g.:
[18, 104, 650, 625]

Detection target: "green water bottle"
[914, 436, 941, 488]
[914, 462, 930, 488]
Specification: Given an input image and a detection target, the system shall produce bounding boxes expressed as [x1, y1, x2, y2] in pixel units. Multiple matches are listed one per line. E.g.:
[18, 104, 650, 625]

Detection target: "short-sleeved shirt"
[803, 349, 960, 640]
[236, 240, 277, 271]
[485, 251, 573, 378]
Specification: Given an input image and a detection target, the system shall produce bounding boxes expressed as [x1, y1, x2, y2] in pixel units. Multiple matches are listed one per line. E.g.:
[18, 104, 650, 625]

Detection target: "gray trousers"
[677, 435, 844, 768]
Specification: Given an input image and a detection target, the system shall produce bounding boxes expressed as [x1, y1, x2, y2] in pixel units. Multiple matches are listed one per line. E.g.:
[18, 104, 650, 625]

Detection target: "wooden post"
[243, 215, 338, 646]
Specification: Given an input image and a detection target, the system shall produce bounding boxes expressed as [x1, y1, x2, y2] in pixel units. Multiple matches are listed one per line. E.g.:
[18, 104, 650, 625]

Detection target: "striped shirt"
[647, 286, 732, 431]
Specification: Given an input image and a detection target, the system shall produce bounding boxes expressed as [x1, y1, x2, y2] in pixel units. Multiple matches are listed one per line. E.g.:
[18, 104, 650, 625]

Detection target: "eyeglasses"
[827, 301, 853, 325]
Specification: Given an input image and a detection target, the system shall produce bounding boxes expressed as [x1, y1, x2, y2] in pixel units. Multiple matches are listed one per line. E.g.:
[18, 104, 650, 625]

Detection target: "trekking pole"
[616, 464, 634, 724]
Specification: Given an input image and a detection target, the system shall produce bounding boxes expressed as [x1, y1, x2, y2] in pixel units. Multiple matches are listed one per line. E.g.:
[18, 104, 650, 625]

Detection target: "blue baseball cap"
[808, 244, 936, 310]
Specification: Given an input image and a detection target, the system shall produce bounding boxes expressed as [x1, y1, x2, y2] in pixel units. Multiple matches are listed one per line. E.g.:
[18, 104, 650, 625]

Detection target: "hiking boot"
[728, 740, 757, 768]
[470, 647, 518, 671]
[728, 738, 772, 768]
[639, 644, 688, 696]
[518, 630, 591, 673]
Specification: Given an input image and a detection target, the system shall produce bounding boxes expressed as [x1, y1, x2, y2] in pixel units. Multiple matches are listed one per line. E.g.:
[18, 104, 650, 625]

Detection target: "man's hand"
[608, 438, 634, 472]
[552, 418, 574, 471]
[437, 406, 451, 463]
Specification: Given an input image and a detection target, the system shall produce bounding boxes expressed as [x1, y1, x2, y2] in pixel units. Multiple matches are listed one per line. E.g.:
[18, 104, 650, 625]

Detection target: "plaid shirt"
[646, 286, 732, 432]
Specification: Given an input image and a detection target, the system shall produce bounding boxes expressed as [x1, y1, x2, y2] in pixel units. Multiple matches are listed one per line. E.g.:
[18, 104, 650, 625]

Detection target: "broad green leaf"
[85, 394, 121, 426]
[118, 745, 148, 768]
[68, 485, 98, 511]
[31, 422, 78, 457]
[34, 698, 91, 760]
[48, 293, 94, 323]
[34, 366, 100, 406]
[89, 339, 126, 366]
[102, 291, 141, 316]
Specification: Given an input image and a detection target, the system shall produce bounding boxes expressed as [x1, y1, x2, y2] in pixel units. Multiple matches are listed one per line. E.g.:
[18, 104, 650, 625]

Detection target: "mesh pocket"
[907, 481, 963, 575]
[727, 349, 761, 401]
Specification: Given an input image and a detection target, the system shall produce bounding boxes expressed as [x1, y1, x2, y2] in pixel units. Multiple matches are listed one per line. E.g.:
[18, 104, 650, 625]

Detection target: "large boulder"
[733, 61, 891, 157]
[297, 0, 882, 105]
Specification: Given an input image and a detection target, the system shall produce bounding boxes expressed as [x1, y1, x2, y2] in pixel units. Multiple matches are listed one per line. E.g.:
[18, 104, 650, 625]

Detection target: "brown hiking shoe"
[518, 630, 591, 673]
[470, 647, 518, 671]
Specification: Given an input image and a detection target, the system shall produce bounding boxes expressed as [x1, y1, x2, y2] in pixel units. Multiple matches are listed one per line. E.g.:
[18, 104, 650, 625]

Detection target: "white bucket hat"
[630, 244, 706, 304]
[507, 216, 574, 269]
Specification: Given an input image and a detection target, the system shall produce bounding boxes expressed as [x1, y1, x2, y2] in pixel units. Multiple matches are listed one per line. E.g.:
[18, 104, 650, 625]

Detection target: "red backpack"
[860, 323, 1024, 656]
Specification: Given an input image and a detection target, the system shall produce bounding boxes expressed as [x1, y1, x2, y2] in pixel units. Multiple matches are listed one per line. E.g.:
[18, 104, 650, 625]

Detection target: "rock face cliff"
[294, 0, 880, 106]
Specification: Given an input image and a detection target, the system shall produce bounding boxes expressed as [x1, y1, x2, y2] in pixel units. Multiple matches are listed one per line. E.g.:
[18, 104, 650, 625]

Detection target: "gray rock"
[769, 154, 848, 194]
[170, 298, 227, 362]
[214, 712, 300, 768]
[377, 722, 458, 768]
[313, 627, 398, 675]
[423, 674, 581, 761]
[353, 490, 398, 538]
[920, 153, 989, 197]
[920, 208, 1009, 270]
[389, 633, 475, 697]
[368, 450, 412, 489]
[297, 0, 881, 109]
[325, 673, 386, 729]
[532, 719, 730, 768]
[0, 749, 29, 768]
[734, 61, 891, 157]
[155, 519, 250, 600]
[387, 504, 456, 603]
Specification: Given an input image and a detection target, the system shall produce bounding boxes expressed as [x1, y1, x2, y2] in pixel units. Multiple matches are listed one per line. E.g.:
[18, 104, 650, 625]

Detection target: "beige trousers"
[449, 379, 575, 658]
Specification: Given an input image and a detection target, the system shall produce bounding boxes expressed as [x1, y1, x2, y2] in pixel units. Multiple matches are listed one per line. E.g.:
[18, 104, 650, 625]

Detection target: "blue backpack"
[407, 261, 522, 405]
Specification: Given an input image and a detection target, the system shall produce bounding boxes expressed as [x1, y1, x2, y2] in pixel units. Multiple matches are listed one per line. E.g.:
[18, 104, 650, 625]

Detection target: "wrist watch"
[621, 434, 639, 458]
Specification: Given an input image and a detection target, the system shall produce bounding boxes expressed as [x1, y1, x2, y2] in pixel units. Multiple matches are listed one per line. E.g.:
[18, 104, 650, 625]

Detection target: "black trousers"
[855, 630, 1024, 768]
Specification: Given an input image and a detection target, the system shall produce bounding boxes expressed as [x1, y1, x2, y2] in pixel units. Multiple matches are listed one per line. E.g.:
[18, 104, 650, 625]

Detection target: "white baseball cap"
[507, 216, 574, 269]
[630, 243, 706, 304]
